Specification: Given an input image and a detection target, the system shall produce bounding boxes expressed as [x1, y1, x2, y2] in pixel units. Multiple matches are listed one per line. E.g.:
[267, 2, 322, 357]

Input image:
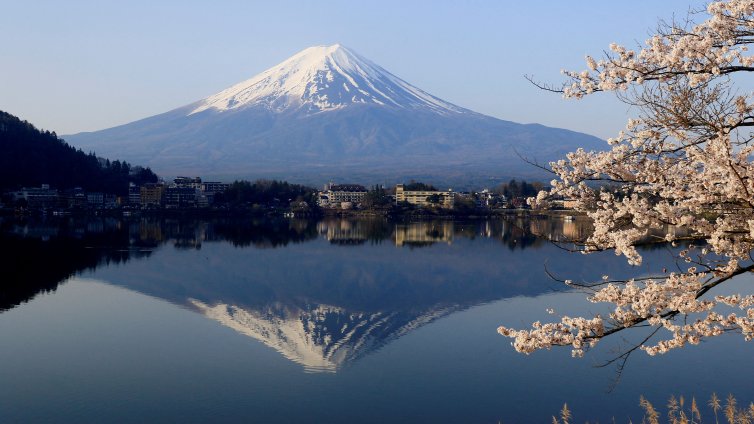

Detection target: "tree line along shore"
[1, 108, 575, 218]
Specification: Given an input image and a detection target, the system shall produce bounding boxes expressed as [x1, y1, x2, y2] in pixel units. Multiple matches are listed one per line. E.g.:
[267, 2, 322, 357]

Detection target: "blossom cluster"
[503, 0, 754, 357]
[497, 316, 604, 358]
[562, 0, 754, 98]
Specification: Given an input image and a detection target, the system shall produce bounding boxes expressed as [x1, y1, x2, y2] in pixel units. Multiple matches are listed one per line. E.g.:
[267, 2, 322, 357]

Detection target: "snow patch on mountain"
[189, 44, 467, 116]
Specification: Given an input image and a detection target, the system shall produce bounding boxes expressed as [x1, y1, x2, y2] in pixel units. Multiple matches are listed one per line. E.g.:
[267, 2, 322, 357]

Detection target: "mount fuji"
[65, 44, 604, 185]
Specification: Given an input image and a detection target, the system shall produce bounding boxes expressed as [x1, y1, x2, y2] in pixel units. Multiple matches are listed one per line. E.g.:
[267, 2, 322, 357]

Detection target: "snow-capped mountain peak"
[189, 44, 466, 115]
[65, 43, 606, 182]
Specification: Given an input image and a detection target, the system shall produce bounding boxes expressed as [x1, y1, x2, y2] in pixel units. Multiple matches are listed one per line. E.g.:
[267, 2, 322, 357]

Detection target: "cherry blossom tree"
[498, 0, 754, 358]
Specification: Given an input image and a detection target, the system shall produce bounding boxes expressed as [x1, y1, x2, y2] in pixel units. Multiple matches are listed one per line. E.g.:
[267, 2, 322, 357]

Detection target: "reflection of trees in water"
[498, 216, 594, 250]
[0, 217, 153, 311]
[0, 217, 320, 313]
[213, 219, 318, 248]
[390, 218, 592, 250]
[131, 217, 319, 249]
[148, 219, 597, 372]
[401, 241, 437, 249]
[0, 216, 595, 314]
[526, 216, 593, 244]
[500, 224, 541, 250]
[329, 239, 367, 246]
[0, 215, 653, 373]
[142, 216, 595, 251]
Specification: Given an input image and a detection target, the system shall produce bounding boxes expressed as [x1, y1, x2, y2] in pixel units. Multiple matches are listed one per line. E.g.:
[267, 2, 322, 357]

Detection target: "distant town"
[0, 110, 578, 218]
[1, 176, 577, 217]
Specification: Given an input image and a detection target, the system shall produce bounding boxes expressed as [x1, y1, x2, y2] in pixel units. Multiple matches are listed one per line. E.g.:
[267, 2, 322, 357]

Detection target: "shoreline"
[1, 206, 584, 221]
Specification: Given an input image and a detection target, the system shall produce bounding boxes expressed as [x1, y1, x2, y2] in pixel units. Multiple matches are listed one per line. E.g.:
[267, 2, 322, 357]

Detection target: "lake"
[1, 215, 752, 423]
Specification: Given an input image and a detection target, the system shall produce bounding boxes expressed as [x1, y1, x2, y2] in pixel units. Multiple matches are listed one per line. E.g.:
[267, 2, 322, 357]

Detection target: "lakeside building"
[128, 183, 141, 206]
[196, 193, 210, 208]
[140, 183, 165, 207]
[120, 177, 228, 208]
[174, 177, 203, 190]
[562, 198, 578, 209]
[164, 186, 196, 208]
[11, 184, 59, 208]
[172, 177, 228, 207]
[61, 187, 86, 209]
[318, 183, 367, 208]
[86, 192, 104, 207]
[395, 184, 454, 208]
[547, 197, 578, 210]
[201, 181, 229, 193]
[3, 177, 230, 211]
[134, 177, 229, 208]
[169, 177, 201, 207]
[8, 185, 122, 210]
[84, 192, 117, 208]
[199, 181, 229, 207]
[476, 189, 506, 208]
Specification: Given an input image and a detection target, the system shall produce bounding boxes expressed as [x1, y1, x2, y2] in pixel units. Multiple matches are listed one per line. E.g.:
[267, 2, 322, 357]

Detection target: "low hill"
[0, 110, 157, 195]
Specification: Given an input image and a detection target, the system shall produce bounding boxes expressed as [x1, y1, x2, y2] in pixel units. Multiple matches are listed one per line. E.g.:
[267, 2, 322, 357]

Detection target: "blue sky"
[1, 0, 705, 139]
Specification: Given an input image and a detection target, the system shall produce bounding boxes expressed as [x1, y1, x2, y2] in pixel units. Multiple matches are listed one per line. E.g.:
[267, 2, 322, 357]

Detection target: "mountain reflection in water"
[2, 215, 672, 372]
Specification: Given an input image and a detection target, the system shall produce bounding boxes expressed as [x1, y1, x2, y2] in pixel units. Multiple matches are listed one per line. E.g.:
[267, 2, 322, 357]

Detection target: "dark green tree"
[363, 185, 391, 209]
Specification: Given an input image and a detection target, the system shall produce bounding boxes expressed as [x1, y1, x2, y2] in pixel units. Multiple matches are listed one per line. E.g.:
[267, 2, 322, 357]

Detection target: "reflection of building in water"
[528, 217, 592, 243]
[562, 219, 591, 242]
[644, 224, 691, 243]
[529, 219, 559, 241]
[394, 221, 453, 247]
[173, 222, 209, 249]
[134, 219, 209, 247]
[11, 224, 60, 240]
[317, 220, 369, 244]
[482, 221, 495, 238]
[528, 215, 687, 245]
[189, 300, 456, 373]
[497, 218, 542, 249]
[138, 220, 164, 243]
[665, 225, 690, 239]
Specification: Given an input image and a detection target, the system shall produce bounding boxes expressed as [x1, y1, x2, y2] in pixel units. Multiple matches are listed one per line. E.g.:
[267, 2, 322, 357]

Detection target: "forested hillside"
[0, 111, 157, 194]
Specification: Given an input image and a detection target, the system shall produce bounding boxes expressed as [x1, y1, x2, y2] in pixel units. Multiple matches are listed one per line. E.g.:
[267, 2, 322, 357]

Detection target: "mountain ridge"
[64, 44, 605, 186]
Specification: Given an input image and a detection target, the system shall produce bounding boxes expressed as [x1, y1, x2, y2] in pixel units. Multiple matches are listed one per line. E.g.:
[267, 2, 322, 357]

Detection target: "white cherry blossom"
[500, 0, 754, 357]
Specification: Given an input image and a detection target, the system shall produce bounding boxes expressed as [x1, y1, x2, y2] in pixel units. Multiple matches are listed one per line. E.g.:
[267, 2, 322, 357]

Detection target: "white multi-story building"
[318, 183, 367, 207]
[395, 184, 454, 208]
[12, 184, 59, 208]
[174, 177, 203, 190]
[201, 181, 229, 194]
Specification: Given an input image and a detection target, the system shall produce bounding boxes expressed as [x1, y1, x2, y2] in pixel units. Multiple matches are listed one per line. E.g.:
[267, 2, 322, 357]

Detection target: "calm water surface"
[1, 216, 752, 423]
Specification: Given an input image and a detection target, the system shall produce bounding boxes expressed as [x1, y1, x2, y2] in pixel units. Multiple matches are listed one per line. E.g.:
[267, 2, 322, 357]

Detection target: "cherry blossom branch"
[502, 0, 754, 360]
